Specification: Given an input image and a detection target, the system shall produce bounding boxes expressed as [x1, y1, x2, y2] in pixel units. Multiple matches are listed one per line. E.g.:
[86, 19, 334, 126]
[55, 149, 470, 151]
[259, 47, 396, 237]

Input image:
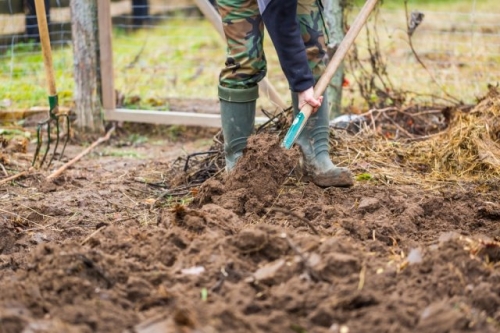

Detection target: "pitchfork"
[31, 0, 70, 168]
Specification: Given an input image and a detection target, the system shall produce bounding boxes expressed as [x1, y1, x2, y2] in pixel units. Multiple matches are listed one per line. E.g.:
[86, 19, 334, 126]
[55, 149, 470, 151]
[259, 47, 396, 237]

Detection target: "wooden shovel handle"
[34, 0, 57, 96]
[313, 0, 379, 99]
[301, 103, 314, 121]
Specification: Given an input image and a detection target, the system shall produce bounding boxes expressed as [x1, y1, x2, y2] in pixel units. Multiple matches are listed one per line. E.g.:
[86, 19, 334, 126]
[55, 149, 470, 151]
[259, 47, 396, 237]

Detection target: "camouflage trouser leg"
[217, 0, 328, 89]
[297, 0, 328, 81]
[217, 0, 266, 89]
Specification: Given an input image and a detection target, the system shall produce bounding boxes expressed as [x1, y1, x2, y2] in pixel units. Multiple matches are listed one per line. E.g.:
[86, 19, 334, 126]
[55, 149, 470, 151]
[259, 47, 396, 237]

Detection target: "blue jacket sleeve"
[261, 0, 315, 92]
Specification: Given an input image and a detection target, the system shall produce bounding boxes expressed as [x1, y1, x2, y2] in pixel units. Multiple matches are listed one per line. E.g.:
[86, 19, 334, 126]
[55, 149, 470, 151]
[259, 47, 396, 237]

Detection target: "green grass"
[99, 148, 146, 159]
[0, 42, 75, 109]
[111, 18, 228, 109]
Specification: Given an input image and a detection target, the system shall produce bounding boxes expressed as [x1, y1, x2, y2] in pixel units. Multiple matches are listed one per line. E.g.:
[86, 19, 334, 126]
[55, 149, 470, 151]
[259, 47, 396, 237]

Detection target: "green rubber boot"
[292, 92, 354, 187]
[219, 85, 258, 171]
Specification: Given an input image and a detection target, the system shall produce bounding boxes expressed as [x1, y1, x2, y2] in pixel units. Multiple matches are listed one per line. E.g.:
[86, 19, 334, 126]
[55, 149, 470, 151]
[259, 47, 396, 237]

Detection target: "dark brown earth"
[1, 128, 500, 333]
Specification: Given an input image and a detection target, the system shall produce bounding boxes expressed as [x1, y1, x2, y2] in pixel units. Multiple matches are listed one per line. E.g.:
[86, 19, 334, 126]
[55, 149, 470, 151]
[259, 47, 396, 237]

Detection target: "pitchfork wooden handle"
[34, 0, 57, 96]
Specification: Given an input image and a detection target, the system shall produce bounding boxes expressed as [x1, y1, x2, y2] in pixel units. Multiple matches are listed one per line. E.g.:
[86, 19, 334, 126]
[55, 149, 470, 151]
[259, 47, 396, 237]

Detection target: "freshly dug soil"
[1, 133, 500, 333]
[195, 134, 300, 218]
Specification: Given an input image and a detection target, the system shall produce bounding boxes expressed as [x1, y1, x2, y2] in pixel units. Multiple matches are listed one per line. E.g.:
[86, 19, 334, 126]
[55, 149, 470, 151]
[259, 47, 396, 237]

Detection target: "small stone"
[329, 323, 340, 332]
[358, 198, 380, 213]
[407, 248, 423, 265]
[180, 266, 205, 276]
[438, 232, 460, 244]
[252, 259, 286, 284]
[31, 233, 49, 245]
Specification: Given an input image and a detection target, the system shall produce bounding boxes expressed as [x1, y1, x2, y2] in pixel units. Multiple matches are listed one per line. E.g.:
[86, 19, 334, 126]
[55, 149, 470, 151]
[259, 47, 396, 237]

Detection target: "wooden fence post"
[324, 0, 345, 119]
[70, 0, 103, 133]
[97, 0, 115, 113]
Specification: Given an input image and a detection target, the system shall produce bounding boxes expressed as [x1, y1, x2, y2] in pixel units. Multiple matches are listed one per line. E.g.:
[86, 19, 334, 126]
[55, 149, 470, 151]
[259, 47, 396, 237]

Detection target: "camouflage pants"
[217, 0, 328, 89]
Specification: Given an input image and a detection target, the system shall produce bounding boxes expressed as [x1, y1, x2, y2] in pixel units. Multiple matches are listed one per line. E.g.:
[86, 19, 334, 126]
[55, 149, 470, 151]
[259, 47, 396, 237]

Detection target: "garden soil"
[1, 130, 500, 333]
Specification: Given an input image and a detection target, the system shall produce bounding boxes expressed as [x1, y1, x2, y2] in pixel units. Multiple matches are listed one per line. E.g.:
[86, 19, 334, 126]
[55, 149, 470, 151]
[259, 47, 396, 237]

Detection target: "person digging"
[217, 0, 353, 188]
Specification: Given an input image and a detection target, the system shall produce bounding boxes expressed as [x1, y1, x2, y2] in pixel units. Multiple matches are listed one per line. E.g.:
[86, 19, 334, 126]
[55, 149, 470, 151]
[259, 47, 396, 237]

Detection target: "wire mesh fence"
[349, 5, 500, 108]
[0, 0, 499, 114]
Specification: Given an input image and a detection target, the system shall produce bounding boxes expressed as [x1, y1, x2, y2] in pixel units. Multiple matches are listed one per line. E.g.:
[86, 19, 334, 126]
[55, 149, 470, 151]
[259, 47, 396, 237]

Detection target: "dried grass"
[334, 88, 500, 185]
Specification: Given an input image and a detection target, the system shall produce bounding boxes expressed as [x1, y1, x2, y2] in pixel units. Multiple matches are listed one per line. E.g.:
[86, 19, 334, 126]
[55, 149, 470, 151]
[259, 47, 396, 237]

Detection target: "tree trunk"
[25, 0, 51, 42]
[324, 0, 345, 119]
[132, 0, 149, 27]
[70, 0, 103, 133]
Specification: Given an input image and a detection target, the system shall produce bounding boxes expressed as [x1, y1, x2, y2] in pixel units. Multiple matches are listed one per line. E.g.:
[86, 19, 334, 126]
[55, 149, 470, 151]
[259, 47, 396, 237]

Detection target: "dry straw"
[333, 88, 500, 184]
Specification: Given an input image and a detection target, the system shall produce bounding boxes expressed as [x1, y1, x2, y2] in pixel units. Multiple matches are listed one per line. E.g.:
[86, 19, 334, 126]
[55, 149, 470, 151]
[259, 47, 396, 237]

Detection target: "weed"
[99, 149, 145, 159]
[356, 173, 373, 181]
[128, 134, 148, 145]
[165, 125, 187, 141]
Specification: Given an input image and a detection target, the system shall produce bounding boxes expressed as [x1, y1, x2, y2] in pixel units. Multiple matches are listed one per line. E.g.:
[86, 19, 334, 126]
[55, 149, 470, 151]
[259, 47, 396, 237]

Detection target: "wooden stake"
[46, 125, 115, 181]
[0, 171, 29, 186]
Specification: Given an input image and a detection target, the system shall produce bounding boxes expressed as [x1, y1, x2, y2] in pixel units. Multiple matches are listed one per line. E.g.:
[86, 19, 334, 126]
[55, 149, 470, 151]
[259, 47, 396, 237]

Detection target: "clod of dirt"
[416, 301, 469, 333]
[196, 134, 299, 216]
[172, 203, 241, 235]
[233, 228, 268, 254]
[194, 178, 225, 206]
[358, 197, 380, 213]
[39, 181, 58, 193]
[315, 252, 360, 279]
[478, 202, 500, 220]
[314, 239, 362, 279]
[0, 152, 9, 165]
[0, 228, 16, 255]
[1, 136, 28, 154]
[232, 225, 289, 261]
[470, 282, 500, 315]
[225, 133, 297, 194]
[0, 305, 29, 333]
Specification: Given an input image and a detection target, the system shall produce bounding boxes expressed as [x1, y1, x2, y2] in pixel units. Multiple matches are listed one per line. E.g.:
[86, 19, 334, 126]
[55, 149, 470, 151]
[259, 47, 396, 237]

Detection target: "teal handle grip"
[281, 112, 306, 149]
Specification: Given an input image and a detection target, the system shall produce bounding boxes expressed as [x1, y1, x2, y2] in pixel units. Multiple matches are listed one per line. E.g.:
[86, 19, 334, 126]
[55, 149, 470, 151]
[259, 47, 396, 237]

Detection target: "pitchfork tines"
[32, 95, 70, 168]
[32, 0, 71, 168]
